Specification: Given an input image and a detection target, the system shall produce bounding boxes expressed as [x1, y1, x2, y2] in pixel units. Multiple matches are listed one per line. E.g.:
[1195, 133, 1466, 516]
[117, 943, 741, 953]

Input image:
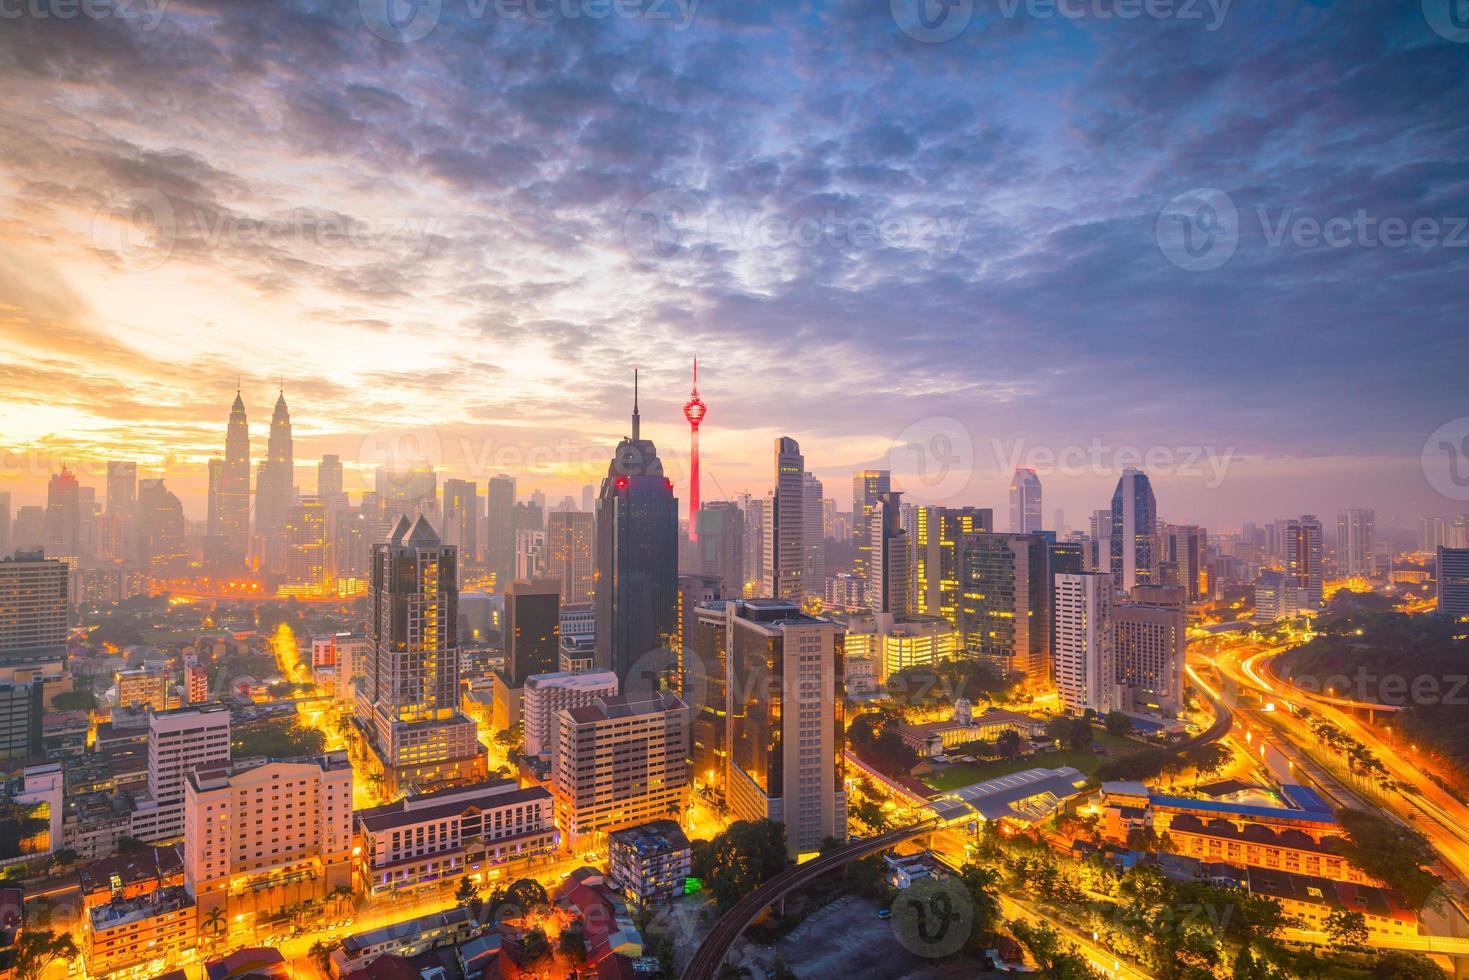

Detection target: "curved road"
[681, 821, 940, 980]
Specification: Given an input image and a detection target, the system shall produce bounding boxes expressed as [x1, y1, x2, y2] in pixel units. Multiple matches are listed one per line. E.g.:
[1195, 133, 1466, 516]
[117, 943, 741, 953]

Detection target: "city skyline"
[2, 4, 1466, 527]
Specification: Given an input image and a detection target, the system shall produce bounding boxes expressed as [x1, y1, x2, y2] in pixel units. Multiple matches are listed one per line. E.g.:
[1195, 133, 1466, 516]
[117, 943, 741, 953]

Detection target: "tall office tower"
[913, 505, 992, 622]
[552, 691, 690, 847]
[594, 376, 679, 684]
[360, 515, 485, 793]
[1438, 547, 1469, 622]
[131, 704, 231, 843]
[522, 669, 619, 761]
[580, 485, 594, 513]
[330, 509, 371, 583]
[762, 437, 805, 601]
[1451, 515, 1469, 550]
[1009, 467, 1043, 533]
[44, 466, 80, 557]
[1050, 539, 1087, 577]
[183, 752, 353, 928]
[695, 502, 744, 595]
[206, 457, 224, 545]
[740, 496, 765, 597]
[218, 390, 251, 563]
[1089, 509, 1113, 574]
[0, 492, 8, 559]
[959, 533, 1051, 686]
[1336, 509, 1375, 577]
[546, 511, 594, 605]
[254, 388, 295, 569]
[10, 509, 43, 552]
[0, 551, 68, 655]
[505, 578, 561, 685]
[485, 475, 517, 587]
[377, 465, 438, 524]
[78, 486, 99, 560]
[687, 599, 731, 799]
[851, 469, 891, 587]
[1161, 524, 1208, 603]
[1115, 585, 1186, 716]
[515, 528, 547, 579]
[676, 571, 722, 659]
[683, 358, 707, 542]
[106, 461, 137, 517]
[514, 499, 545, 536]
[869, 492, 912, 617]
[285, 498, 329, 591]
[1110, 468, 1157, 593]
[1054, 509, 1066, 535]
[136, 479, 186, 572]
[1053, 572, 1118, 715]
[442, 479, 479, 559]
[802, 473, 825, 599]
[724, 599, 846, 859]
[317, 454, 347, 512]
[1421, 517, 1449, 554]
[1284, 515, 1324, 608]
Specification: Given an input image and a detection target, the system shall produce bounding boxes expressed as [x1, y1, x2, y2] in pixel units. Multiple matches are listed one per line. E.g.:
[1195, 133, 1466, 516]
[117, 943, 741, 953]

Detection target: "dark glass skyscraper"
[1110, 468, 1157, 593]
[595, 375, 679, 686]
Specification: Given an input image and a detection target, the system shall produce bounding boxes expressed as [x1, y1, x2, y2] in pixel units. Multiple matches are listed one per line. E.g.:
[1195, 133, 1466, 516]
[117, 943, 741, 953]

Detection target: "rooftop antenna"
[632, 368, 641, 442]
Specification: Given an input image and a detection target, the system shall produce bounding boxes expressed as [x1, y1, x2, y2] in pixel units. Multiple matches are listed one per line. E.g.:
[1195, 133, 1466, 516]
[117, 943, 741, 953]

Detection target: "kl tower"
[683, 358, 707, 542]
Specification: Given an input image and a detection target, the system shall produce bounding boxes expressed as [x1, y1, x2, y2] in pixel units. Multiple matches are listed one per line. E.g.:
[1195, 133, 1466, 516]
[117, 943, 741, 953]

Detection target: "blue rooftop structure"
[1279, 784, 1332, 814]
[1148, 785, 1337, 826]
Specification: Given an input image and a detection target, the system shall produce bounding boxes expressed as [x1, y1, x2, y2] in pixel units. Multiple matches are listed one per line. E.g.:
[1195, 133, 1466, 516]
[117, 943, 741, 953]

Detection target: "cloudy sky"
[1, 0, 1466, 529]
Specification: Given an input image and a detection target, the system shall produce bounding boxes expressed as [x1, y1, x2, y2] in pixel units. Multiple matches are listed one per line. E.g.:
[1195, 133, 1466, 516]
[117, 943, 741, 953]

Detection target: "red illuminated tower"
[682, 358, 707, 541]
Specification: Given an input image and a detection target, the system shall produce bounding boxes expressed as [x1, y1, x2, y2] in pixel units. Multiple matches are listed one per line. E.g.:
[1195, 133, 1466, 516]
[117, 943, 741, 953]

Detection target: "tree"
[996, 728, 1022, 759]
[202, 906, 227, 940]
[12, 930, 78, 980]
[520, 927, 550, 964]
[115, 835, 150, 855]
[1103, 710, 1132, 737]
[558, 921, 587, 963]
[1067, 717, 1094, 751]
[1325, 907, 1369, 948]
[309, 941, 335, 975]
[1371, 951, 1448, 980]
[705, 819, 788, 912]
[1336, 808, 1440, 908]
[1045, 715, 1074, 746]
[456, 875, 478, 905]
[504, 878, 550, 914]
[46, 848, 78, 870]
[1186, 742, 1232, 787]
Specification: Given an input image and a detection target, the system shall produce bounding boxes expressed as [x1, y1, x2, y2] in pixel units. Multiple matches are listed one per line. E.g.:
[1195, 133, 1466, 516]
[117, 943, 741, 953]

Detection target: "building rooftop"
[608, 819, 691, 857]
[90, 885, 193, 931]
[1149, 790, 1337, 826]
[929, 767, 1091, 824]
[357, 782, 552, 834]
[341, 906, 473, 955]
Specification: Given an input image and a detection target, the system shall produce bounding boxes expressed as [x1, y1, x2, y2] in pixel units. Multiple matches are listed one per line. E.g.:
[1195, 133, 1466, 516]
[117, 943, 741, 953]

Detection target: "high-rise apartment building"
[0, 492, 9, 559]
[913, 506, 992, 622]
[546, 511, 595, 605]
[285, 498, 329, 591]
[551, 691, 690, 848]
[1438, 547, 1469, 622]
[868, 492, 912, 617]
[1336, 509, 1375, 578]
[131, 703, 231, 842]
[959, 533, 1051, 687]
[522, 669, 619, 761]
[0, 550, 69, 655]
[1421, 517, 1449, 554]
[106, 461, 138, 517]
[1053, 572, 1118, 715]
[1284, 515, 1324, 608]
[1009, 467, 1043, 533]
[1161, 524, 1208, 603]
[183, 752, 353, 929]
[45, 466, 81, 557]
[724, 599, 845, 859]
[594, 379, 678, 685]
[763, 437, 805, 601]
[1115, 585, 1186, 716]
[359, 515, 485, 793]
[317, 454, 347, 513]
[851, 470, 891, 588]
[1110, 468, 1157, 593]
[694, 502, 744, 595]
[485, 476, 517, 588]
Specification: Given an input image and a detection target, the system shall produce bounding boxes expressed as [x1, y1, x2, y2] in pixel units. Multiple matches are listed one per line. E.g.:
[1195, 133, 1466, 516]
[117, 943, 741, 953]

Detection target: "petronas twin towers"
[209, 386, 294, 569]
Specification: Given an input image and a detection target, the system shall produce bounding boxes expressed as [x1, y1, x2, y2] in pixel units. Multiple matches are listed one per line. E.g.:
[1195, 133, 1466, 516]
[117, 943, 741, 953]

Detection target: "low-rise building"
[329, 907, 478, 978]
[884, 850, 946, 889]
[522, 669, 619, 762]
[355, 779, 556, 896]
[85, 885, 197, 978]
[607, 820, 691, 903]
[1245, 867, 1417, 940]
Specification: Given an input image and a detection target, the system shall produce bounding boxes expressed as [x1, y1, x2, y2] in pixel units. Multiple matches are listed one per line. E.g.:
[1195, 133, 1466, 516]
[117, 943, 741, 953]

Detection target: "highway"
[680, 821, 941, 980]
